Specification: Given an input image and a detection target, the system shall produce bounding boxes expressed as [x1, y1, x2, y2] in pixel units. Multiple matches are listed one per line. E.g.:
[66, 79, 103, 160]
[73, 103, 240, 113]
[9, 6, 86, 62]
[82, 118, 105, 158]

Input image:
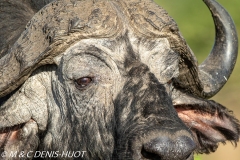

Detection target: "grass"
[194, 155, 202, 160]
[153, 0, 240, 159]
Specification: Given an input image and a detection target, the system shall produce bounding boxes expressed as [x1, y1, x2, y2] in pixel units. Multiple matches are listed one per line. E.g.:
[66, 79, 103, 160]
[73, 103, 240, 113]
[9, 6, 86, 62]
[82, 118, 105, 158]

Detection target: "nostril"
[142, 136, 196, 160]
[141, 147, 162, 160]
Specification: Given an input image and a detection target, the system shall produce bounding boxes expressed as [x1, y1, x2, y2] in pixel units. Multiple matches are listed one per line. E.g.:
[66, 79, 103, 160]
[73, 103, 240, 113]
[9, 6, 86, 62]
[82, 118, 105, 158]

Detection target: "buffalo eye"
[75, 77, 93, 89]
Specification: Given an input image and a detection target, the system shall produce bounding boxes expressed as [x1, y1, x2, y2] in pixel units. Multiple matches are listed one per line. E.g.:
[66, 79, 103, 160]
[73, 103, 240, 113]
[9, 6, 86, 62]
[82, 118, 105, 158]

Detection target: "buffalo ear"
[0, 67, 51, 157]
[173, 92, 240, 154]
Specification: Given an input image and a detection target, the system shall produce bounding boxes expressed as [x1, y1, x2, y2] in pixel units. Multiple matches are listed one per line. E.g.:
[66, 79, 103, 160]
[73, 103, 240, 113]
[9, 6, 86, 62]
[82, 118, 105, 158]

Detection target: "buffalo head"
[0, 0, 239, 159]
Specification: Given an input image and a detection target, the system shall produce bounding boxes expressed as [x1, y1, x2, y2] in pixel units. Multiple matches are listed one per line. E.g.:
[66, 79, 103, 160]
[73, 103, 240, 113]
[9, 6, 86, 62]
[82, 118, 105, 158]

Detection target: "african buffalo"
[0, 0, 239, 159]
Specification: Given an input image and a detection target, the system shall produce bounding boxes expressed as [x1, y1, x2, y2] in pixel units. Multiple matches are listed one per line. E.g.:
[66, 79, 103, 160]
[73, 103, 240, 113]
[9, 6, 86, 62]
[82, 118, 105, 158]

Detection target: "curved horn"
[199, 0, 238, 98]
[0, 0, 120, 97]
[0, 0, 62, 98]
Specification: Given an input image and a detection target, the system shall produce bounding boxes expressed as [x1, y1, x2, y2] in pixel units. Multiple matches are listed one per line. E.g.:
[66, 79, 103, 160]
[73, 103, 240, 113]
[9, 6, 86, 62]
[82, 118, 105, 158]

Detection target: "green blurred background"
[153, 0, 240, 160]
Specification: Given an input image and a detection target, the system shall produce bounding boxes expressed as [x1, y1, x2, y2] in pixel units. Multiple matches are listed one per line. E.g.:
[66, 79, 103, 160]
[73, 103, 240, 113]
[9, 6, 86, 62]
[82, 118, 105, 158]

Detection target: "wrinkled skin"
[0, 0, 239, 160]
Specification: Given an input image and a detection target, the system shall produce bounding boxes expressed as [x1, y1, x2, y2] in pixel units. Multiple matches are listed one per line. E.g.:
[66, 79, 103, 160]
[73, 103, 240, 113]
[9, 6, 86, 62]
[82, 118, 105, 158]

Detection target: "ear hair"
[173, 92, 240, 154]
[0, 66, 54, 157]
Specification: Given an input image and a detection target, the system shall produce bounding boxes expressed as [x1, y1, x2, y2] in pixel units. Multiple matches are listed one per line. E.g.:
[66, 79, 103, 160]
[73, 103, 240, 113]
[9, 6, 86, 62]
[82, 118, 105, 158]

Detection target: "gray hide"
[0, 0, 239, 160]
